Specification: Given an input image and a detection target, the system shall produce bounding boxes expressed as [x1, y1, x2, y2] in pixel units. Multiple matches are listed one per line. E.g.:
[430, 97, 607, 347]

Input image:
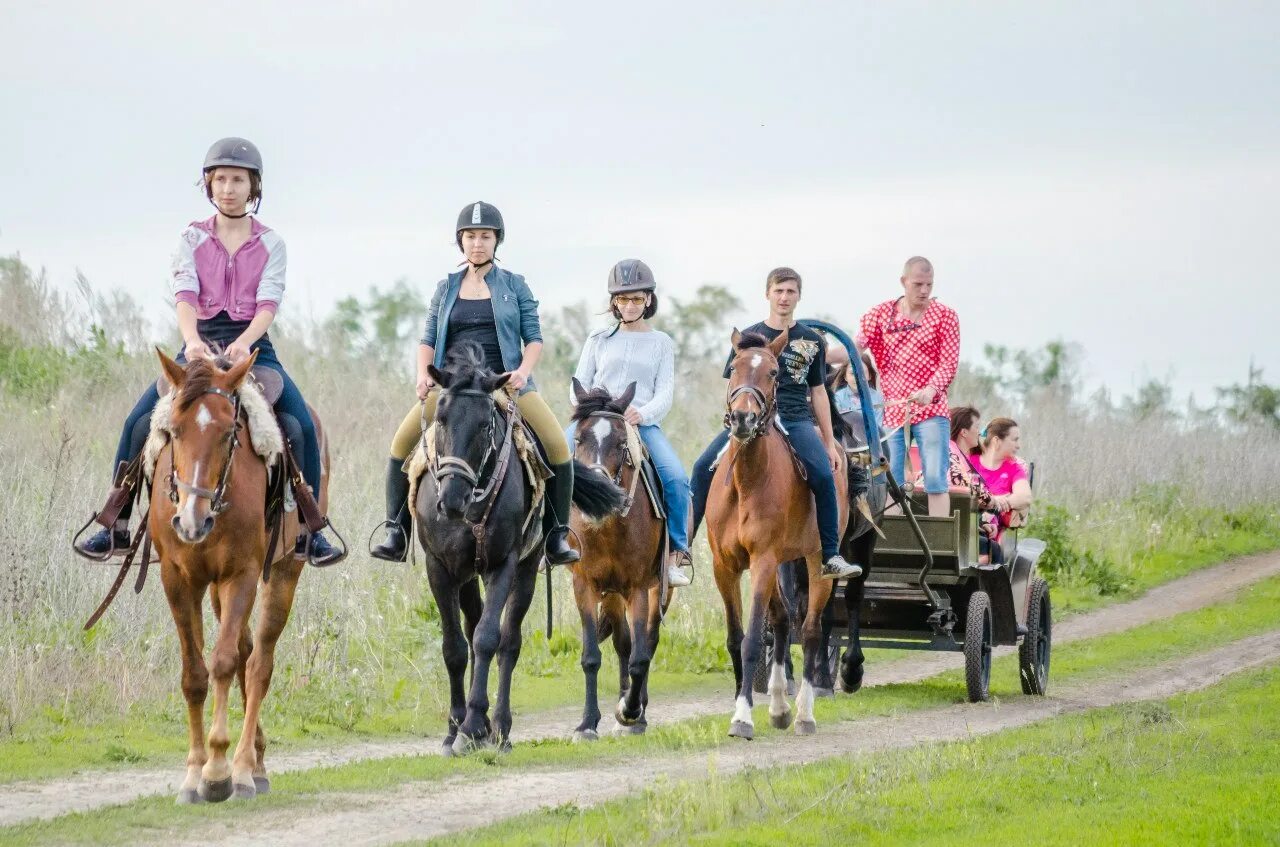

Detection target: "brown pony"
[707, 328, 849, 739]
[567, 379, 669, 740]
[150, 350, 325, 803]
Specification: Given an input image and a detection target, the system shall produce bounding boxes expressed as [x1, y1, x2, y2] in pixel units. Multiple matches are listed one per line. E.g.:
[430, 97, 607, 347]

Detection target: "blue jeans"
[565, 422, 691, 553]
[111, 335, 322, 512]
[887, 414, 949, 494]
[691, 418, 841, 560]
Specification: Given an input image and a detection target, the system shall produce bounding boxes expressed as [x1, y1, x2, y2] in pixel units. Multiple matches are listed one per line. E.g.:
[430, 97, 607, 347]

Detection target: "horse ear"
[157, 347, 186, 390]
[827, 363, 848, 389]
[487, 372, 513, 393]
[616, 381, 637, 411]
[730, 327, 742, 348]
[427, 364, 449, 388]
[767, 327, 790, 357]
[571, 376, 588, 404]
[224, 349, 259, 391]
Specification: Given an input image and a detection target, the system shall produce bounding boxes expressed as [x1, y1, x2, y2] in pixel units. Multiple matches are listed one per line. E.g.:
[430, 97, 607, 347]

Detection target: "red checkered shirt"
[858, 298, 960, 429]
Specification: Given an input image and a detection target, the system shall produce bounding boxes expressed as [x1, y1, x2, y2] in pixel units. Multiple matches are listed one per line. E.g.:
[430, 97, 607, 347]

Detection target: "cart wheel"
[964, 590, 993, 703]
[1018, 578, 1052, 695]
[752, 622, 773, 695]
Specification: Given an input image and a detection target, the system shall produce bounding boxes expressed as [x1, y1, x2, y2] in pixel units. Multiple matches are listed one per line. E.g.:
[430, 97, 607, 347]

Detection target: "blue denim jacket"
[421, 266, 544, 393]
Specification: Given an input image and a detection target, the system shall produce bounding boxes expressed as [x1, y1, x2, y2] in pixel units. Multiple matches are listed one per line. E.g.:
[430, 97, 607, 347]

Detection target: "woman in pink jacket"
[75, 137, 341, 564]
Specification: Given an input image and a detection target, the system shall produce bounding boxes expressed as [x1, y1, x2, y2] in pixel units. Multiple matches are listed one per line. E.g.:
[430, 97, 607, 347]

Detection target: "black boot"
[370, 458, 411, 563]
[76, 525, 133, 559]
[544, 461, 580, 566]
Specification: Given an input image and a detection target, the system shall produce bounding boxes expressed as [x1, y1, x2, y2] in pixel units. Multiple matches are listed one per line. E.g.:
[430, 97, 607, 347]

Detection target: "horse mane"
[442, 340, 494, 390]
[735, 331, 771, 351]
[175, 358, 217, 411]
[570, 386, 626, 422]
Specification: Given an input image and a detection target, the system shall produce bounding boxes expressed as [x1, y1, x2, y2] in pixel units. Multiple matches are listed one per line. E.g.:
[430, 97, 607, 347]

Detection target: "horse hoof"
[572, 729, 599, 743]
[612, 722, 647, 737]
[198, 776, 234, 803]
[729, 720, 754, 740]
[840, 664, 865, 694]
[440, 740, 458, 758]
[452, 734, 491, 756]
[176, 788, 203, 806]
[813, 686, 835, 699]
[794, 719, 817, 736]
[614, 704, 643, 727]
[770, 710, 793, 730]
[253, 776, 271, 795]
[231, 781, 257, 801]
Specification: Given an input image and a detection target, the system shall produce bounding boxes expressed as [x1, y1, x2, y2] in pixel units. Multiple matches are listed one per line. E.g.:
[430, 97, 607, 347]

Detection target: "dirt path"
[168, 630, 1280, 846]
[2, 549, 1278, 828]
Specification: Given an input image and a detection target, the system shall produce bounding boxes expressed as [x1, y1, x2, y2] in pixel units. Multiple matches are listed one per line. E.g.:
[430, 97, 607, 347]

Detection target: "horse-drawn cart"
[756, 320, 1052, 703]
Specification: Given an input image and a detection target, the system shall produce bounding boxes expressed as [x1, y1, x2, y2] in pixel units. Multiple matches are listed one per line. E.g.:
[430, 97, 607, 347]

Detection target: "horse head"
[725, 327, 788, 442]
[427, 341, 512, 521]
[569, 377, 637, 484]
[158, 348, 257, 544]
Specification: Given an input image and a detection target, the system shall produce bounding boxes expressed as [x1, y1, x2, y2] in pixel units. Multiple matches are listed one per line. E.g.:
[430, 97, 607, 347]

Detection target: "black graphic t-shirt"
[722, 321, 827, 422]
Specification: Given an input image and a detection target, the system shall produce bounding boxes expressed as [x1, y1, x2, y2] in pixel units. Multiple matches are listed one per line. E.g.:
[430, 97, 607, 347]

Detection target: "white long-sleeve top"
[571, 327, 675, 426]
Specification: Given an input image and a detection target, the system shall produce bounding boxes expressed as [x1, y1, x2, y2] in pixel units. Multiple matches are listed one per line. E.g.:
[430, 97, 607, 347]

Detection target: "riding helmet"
[203, 137, 263, 174]
[607, 258, 656, 294]
[455, 201, 505, 249]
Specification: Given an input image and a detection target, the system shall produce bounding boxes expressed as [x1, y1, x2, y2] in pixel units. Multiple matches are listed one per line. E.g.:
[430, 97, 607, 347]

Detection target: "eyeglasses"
[614, 295, 648, 306]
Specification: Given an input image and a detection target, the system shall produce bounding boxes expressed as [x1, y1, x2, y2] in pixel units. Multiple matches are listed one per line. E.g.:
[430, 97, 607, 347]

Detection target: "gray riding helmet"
[607, 259, 656, 294]
[203, 137, 263, 174]
[455, 201, 505, 249]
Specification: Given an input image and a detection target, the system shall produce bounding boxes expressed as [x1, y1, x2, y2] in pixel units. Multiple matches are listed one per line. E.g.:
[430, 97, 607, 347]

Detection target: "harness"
[579, 410, 644, 518]
[719, 372, 808, 484]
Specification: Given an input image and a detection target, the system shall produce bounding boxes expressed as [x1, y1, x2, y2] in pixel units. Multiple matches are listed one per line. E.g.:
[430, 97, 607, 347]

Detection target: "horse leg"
[731, 559, 777, 741]
[616, 586, 651, 729]
[460, 578, 483, 691]
[606, 596, 632, 704]
[426, 564, 468, 756]
[795, 554, 835, 735]
[163, 570, 208, 805]
[766, 591, 793, 730]
[840, 533, 873, 693]
[814, 592, 836, 697]
[491, 559, 537, 750]
[202, 570, 258, 801]
[638, 585, 663, 720]
[777, 560, 800, 694]
[455, 556, 516, 753]
[571, 573, 604, 742]
[237, 558, 302, 797]
[713, 561, 747, 736]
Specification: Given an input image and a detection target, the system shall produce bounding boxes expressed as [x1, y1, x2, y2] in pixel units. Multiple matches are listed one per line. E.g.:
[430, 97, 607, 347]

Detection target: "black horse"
[417, 342, 625, 754]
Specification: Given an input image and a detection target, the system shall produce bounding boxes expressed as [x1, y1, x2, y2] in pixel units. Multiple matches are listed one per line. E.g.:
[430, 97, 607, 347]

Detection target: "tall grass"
[1, 254, 1278, 737]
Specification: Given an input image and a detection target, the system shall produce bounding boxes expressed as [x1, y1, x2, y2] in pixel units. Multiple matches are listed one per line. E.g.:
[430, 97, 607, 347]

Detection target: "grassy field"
[444, 666, 1280, 846]
[4, 570, 1278, 845]
[4, 254, 1280, 787]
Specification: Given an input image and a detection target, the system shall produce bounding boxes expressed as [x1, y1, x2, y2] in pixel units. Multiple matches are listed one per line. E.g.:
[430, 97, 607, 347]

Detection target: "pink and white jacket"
[169, 216, 286, 320]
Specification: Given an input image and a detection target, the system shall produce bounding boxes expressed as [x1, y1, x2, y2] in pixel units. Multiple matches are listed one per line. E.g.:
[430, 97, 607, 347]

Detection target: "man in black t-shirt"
[689, 268, 860, 580]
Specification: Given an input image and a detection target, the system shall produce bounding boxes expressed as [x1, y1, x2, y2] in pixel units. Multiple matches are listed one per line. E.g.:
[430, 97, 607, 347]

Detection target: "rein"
[168, 387, 242, 515]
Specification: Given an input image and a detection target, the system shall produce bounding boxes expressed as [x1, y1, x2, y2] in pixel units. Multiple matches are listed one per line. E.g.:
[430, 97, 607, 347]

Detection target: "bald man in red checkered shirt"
[858, 257, 960, 518]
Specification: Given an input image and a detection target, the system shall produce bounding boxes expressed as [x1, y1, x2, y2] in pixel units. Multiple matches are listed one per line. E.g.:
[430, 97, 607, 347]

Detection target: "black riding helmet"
[455, 201, 505, 250]
[607, 258, 656, 294]
[202, 137, 263, 215]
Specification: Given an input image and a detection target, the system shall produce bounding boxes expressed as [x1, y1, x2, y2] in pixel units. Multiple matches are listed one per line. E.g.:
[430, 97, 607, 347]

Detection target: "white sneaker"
[666, 564, 691, 587]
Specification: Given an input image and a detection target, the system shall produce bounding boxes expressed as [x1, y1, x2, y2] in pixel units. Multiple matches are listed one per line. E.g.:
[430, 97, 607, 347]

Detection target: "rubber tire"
[964, 590, 993, 703]
[1018, 578, 1052, 695]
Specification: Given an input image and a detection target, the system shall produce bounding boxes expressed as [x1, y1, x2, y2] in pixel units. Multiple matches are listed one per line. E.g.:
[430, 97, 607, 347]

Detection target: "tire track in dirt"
[3, 549, 1278, 828]
[169, 630, 1280, 846]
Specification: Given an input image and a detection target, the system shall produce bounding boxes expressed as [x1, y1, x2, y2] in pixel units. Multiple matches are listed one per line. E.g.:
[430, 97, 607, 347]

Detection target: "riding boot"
[543, 460, 580, 566]
[74, 462, 137, 560]
[371, 458, 411, 562]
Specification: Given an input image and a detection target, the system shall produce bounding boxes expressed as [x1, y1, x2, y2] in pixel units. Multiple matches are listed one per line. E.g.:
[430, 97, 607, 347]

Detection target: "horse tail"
[570, 459, 627, 519]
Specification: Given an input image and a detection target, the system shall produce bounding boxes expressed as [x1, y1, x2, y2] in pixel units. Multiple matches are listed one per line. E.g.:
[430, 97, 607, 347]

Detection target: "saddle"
[155, 365, 283, 405]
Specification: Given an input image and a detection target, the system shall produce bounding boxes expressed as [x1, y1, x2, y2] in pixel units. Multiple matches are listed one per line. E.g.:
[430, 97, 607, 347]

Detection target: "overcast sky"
[3, 1, 1276, 403]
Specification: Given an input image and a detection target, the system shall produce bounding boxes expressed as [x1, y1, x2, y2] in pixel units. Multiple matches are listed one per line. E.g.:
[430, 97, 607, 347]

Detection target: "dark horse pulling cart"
[758, 320, 1051, 703]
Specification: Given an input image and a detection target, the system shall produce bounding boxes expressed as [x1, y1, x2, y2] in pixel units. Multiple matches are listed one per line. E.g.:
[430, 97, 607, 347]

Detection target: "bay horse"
[416, 342, 625, 755]
[149, 350, 326, 803]
[708, 328, 849, 740]
[567, 379, 670, 740]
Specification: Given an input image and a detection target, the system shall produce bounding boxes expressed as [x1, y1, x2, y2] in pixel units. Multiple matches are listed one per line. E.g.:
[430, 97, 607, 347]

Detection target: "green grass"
[443, 665, 1280, 846]
[5, 573, 1280, 847]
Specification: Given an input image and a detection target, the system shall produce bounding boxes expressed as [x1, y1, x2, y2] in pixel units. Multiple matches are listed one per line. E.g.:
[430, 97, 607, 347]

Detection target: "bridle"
[427, 388, 518, 566]
[723, 356, 778, 445]
[573, 410, 640, 516]
[168, 387, 242, 516]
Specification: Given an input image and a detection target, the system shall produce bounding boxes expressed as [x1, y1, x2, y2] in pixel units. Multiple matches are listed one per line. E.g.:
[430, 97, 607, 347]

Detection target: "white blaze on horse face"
[590, 418, 611, 466]
[750, 354, 763, 370]
[176, 460, 204, 537]
[195, 403, 213, 433]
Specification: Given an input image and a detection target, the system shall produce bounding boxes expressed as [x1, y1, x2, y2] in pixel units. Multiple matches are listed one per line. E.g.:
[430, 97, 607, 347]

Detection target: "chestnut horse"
[150, 351, 326, 803]
[567, 379, 670, 740]
[707, 329, 849, 739]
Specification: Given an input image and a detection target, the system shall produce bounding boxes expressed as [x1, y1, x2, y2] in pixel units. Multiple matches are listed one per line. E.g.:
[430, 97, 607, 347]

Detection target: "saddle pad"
[156, 365, 283, 406]
[143, 377, 284, 481]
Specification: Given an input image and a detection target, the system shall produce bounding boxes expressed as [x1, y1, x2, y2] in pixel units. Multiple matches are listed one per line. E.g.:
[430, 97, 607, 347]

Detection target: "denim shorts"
[887, 414, 949, 494]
